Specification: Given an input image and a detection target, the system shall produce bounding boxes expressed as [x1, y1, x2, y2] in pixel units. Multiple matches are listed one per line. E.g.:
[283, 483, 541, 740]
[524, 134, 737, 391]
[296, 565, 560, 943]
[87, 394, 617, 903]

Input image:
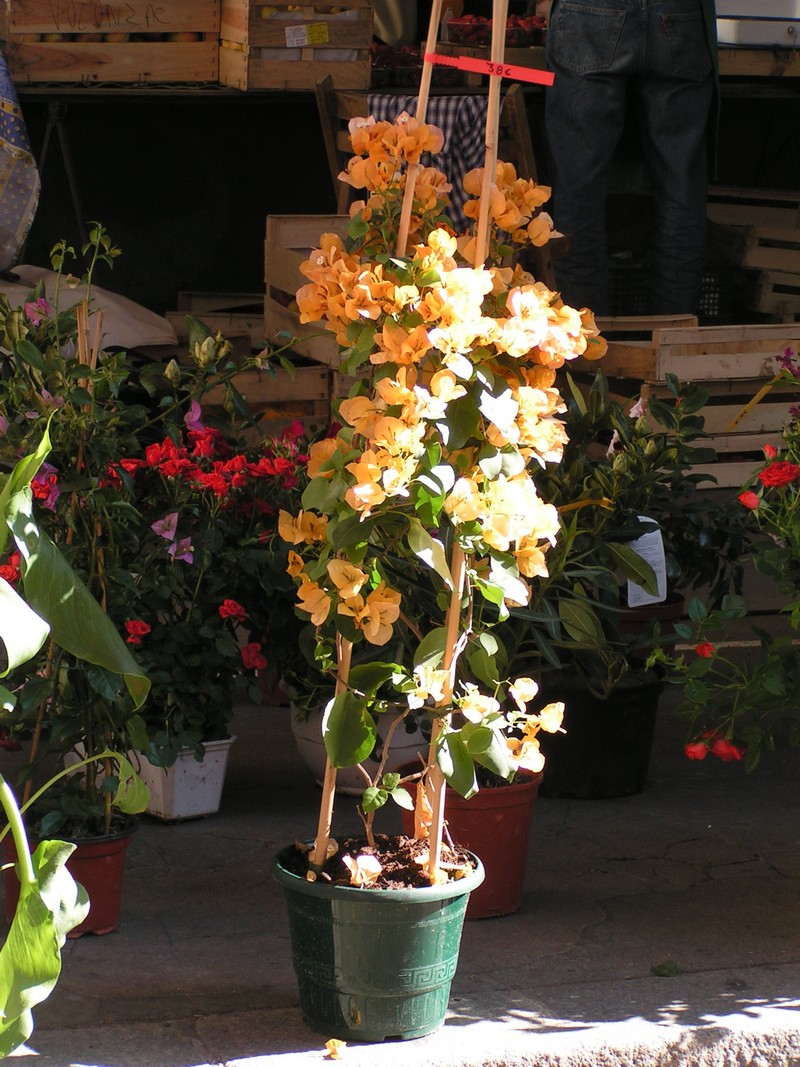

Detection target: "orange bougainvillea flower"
[327, 559, 368, 600]
[278, 509, 327, 545]
[342, 853, 383, 887]
[296, 578, 331, 627]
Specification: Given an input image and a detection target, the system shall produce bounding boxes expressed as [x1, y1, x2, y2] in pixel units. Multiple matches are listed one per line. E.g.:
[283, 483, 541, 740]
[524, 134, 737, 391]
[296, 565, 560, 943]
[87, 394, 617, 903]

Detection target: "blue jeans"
[545, 0, 714, 315]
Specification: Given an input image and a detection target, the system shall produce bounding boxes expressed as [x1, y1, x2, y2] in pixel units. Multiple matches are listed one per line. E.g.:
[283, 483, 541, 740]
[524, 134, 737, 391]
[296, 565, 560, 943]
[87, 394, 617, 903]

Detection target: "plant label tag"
[285, 22, 329, 47]
[626, 517, 667, 607]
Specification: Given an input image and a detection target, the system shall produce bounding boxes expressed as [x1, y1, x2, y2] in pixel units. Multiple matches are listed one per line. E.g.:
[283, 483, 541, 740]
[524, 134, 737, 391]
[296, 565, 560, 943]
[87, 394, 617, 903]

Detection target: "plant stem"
[308, 633, 353, 876]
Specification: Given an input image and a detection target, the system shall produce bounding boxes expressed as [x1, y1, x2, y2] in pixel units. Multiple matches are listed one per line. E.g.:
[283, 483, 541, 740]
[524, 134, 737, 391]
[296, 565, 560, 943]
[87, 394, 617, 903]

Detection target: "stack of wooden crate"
[0, 0, 220, 85]
[219, 0, 373, 91]
[576, 318, 800, 488]
[707, 187, 800, 323]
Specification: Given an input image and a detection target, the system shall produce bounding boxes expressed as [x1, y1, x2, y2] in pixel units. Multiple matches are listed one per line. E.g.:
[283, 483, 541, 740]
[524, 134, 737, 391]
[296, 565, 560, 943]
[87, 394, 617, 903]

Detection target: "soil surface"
[282, 833, 476, 890]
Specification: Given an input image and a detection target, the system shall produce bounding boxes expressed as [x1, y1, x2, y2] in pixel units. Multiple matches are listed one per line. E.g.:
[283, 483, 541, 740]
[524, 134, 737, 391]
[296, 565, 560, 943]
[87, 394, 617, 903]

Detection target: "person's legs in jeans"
[545, 0, 633, 314]
[637, 0, 714, 314]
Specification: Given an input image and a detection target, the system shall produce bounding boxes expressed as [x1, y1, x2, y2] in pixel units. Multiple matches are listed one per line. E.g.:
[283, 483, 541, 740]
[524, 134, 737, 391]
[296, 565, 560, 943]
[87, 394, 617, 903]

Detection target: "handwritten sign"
[423, 50, 555, 87]
[285, 22, 331, 48]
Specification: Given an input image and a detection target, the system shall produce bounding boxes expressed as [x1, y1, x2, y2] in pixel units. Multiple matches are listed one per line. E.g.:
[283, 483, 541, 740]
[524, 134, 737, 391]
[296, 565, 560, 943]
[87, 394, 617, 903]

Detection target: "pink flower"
[184, 398, 204, 432]
[24, 297, 53, 325]
[167, 537, 193, 563]
[151, 512, 179, 542]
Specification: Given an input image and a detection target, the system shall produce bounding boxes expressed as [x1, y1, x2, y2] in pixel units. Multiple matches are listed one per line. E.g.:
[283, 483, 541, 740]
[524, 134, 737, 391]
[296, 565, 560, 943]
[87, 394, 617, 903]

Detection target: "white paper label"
[626, 516, 667, 608]
[285, 22, 330, 47]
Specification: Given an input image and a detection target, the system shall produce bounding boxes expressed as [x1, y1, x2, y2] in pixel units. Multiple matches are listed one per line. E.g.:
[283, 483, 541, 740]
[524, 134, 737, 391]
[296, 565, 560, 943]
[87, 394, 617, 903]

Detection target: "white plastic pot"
[290, 706, 425, 796]
[137, 737, 236, 821]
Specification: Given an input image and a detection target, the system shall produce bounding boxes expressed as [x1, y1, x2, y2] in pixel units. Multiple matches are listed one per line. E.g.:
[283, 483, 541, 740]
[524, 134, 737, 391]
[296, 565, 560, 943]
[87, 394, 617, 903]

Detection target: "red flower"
[125, 619, 152, 645]
[684, 740, 709, 761]
[0, 551, 22, 585]
[763, 444, 778, 459]
[695, 642, 715, 658]
[709, 737, 747, 762]
[738, 490, 760, 510]
[759, 461, 800, 488]
[219, 599, 248, 621]
[240, 642, 267, 671]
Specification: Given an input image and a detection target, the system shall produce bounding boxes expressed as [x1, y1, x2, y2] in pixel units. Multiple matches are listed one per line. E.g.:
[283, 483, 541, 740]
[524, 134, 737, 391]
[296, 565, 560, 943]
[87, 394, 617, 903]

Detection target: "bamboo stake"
[423, 543, 467, 882]
[474, 0, 509, 267]
[308, 633, 353, 875]
[396, 0, 444, 257]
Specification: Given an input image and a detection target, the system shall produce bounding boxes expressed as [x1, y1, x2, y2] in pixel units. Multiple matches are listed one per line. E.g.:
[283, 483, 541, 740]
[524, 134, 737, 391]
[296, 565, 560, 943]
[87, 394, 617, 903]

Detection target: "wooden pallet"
[264, 213, 349, 368]
[0, 0, 219, 84]
[219, 0, 372, 90]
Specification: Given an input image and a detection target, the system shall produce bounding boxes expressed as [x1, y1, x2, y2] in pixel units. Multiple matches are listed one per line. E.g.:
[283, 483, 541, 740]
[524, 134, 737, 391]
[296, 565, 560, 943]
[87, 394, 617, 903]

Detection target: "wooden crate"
[0, 0, 219, 84]
[640, 377, 800, 488]
[219, 0, 372, 91]
[576, 322, 800, 382]
[264, 213, 349, 368]
[202, 360, 333, 438]
[745, 270, 800, 321]
[168, 296, 267, 353]
[707, 187, 800, 230]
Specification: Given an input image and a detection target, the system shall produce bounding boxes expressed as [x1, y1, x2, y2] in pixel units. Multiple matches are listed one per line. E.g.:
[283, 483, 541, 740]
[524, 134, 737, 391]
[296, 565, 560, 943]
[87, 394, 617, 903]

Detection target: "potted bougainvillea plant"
[649, 348, 800, 772]
[271, 14, 607, 1041]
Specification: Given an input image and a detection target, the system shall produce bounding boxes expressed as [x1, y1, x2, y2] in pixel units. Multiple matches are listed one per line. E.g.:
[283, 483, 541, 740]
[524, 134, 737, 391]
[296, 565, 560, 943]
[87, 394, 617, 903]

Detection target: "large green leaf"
[322, 692, 376, 768]
[0, 579, 49, 678]
[8, 491, 150, 711]
[0, 420, 53, 558]
[0, 779, 89, 1059]
[437, 730, 477, 800]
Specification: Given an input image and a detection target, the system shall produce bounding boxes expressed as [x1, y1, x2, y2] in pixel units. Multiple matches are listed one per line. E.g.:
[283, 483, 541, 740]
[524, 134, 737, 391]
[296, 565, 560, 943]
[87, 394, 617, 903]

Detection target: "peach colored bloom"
[297, 578, 331, 626]
[457, 683, 500, 723]
[508, 676, 540, 713]
[278, 509, 328, 545]
[327, 559, 368, 600]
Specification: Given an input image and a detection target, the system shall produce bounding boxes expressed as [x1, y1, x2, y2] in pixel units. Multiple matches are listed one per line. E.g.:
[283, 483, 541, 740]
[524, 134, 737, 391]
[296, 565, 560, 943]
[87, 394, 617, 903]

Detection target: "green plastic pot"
[273, 843, 485, 1042]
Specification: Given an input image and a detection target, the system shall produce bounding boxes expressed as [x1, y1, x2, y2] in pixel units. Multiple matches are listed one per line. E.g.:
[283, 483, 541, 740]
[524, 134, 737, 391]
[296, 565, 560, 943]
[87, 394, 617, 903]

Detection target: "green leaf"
[322, 692, 376, 768]
[361, 786, 387, 813]
[558, 599, 605, 646]
[0, 419, 53, 558]
[0, 578, 49, 678]
[389, 783, 414, 810]
[0, 839, 88, 1057]
[13, 338, 48, 373]
[413, 628, 447, 669]
[607, 542, 658, 595]
[113, 754, 149, 814]
[407, 518, 453, 589]
[301, 474, 346, 514]
[437, 731, 477, 799]
[8, 491, 150, 711]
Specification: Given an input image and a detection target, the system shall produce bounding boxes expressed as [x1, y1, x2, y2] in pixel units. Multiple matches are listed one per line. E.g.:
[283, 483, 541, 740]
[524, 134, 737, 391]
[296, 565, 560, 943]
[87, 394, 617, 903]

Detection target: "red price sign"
[423, 51, 555, 87]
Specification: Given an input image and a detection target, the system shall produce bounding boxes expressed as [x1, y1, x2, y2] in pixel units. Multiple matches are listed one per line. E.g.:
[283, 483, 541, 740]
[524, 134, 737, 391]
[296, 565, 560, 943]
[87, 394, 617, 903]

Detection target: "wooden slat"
[739, 228, 800, 273]
[4, 38, 218, 83]
[718, 46, 800, 77]
[707, 187, 800, 230]
[5, 0, 219, 34]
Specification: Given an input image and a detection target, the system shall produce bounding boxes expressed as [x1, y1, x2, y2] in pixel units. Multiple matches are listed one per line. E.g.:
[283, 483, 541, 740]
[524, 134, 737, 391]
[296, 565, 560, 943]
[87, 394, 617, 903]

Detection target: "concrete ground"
[4, 687, 800, 1067]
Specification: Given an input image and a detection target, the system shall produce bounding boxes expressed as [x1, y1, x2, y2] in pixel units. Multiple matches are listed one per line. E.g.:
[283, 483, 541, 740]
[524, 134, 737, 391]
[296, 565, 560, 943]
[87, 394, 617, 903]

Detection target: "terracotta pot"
[3, 821, 136, 936]
[400, 767, 542, 919]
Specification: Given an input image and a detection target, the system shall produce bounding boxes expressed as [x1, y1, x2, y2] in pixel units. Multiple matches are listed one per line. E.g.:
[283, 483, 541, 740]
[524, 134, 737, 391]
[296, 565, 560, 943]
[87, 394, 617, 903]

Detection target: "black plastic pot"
[536, 673, 664, 799]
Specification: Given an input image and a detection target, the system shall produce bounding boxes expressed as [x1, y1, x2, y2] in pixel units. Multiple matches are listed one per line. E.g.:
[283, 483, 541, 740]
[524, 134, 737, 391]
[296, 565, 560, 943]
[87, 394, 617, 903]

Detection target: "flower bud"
[164, 359, 181, 385]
